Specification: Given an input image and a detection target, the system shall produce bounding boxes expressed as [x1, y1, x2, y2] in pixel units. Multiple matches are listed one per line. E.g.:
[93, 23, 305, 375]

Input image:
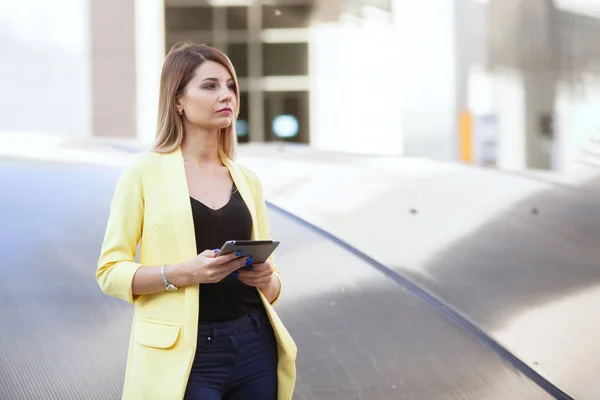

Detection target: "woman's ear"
[175, 90, 184, 107]
[176, 98, 184, 115]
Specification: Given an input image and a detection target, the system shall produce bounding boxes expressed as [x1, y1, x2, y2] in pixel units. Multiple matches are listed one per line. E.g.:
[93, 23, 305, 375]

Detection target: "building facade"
[2, 0, 600, 171]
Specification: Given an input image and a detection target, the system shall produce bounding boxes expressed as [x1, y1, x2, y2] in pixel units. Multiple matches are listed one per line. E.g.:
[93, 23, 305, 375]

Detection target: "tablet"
[216, 240, 280, 264]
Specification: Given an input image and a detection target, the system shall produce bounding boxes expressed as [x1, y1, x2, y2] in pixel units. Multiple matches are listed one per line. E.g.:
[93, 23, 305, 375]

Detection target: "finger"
[223, 256, 252, 272]
[238, 268, 273, 280]
[200, 249, 218, 258]
[213, 251, 244, 265]
[246, 262, 270, 271]
[218, 263, 244, 281]
[238, 275, 271, 287]
[237, 277, 256, 287]
[239, 256, 254, 270]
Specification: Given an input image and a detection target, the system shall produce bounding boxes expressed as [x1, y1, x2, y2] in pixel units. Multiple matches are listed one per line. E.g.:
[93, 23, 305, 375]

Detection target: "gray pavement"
[0, 143, 600, 400]
[0, 149, 564, 399]
[238, 144, 600, 400]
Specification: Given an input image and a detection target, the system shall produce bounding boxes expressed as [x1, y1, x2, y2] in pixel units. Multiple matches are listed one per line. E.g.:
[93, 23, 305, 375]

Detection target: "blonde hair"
[152, 41, 240, 160]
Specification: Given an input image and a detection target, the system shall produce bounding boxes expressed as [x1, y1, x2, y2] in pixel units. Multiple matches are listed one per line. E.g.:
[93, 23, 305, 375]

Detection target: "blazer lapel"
[161, 148, 198, 263]
[161, 148, 200, 348]
[161, 147, 259, 256]
[219, 150, 259, 240]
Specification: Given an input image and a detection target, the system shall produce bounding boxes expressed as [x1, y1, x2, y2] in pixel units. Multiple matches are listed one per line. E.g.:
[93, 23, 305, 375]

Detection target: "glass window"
[263, 91, 309, 143]
[236, 92, 250, 144]
[228, 43, 248, 78]
[262, 43, 308, 76]
[226, 7, 248, 30]
[165, 34, 212, 52]
[262, 5, 312, 29]
[344, 0, 392, 12]
[165, 7, 213, 31]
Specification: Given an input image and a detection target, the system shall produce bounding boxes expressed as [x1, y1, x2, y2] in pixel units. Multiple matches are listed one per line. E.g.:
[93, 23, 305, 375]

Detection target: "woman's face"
[177, 60, 237, 130]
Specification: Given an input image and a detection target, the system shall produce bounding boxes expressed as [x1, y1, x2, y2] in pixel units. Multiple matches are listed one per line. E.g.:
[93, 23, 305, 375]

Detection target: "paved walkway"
[2, 133, 600, 398]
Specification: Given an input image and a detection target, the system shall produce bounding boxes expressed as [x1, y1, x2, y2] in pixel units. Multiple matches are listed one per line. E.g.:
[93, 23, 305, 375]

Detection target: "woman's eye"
[203, 84, 216, 89]
[228, 84, 236, 91]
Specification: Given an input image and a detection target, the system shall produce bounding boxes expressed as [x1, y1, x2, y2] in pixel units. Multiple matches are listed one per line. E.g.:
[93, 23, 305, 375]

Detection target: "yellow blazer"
[96, 147, 297, 400]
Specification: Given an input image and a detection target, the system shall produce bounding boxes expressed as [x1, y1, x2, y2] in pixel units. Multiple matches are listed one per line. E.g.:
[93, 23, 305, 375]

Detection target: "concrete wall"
[2, 0, 598, 171]
[0, 0, 147, 141]
[89, 0, 137, 138]
[467, 1, 600, 171]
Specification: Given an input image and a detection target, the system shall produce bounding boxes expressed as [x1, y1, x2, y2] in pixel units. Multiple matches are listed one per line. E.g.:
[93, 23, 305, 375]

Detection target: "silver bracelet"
[160, 265, 179, 292]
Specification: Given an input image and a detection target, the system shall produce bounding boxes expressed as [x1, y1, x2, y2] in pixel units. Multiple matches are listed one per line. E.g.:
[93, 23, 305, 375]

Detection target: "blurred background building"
[1, 0, 600, 171]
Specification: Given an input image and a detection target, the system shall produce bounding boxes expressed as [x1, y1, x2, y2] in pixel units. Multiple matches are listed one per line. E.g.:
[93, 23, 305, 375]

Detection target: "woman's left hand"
[236, 260, 274, 290]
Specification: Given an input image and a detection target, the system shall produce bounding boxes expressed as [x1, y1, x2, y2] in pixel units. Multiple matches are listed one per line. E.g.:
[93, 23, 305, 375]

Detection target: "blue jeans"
[184, 307, 279, 400]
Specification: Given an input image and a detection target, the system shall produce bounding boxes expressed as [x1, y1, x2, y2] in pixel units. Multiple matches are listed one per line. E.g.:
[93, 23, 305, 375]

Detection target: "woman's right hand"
[185, 249, 250, 284]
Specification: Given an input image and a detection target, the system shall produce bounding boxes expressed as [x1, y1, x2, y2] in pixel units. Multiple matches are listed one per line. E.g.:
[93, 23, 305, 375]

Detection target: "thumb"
[200, 249, 219, 258]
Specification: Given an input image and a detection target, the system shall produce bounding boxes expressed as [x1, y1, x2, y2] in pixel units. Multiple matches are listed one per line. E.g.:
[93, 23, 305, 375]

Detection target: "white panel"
[309, 16, 402, 156]
[394, 0, 458, 160]
[261, 76, 310, 91]
[555, 0, 600, 18]
[493, 70, 526, 170]
[0, 0, 92, 139]
[308, 24, 346, 153]
[260, 28, 310, 43]
[136, 0, 166, 144]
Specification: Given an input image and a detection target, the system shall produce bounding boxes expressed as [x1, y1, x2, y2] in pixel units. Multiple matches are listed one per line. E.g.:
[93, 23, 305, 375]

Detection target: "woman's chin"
[188, 117, 232, 130]
[214, 118, 233, 129]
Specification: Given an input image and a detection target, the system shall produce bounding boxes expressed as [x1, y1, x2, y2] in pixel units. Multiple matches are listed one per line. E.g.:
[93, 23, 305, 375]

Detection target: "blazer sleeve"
[96, 164, 144, 304]
[249, 171, 283, 305]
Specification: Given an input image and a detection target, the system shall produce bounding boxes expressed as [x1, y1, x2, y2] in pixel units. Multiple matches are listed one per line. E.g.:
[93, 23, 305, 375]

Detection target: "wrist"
[165, 262, 194, 287]
[259, 274, 277, 291]
[259, 274, 281, 304]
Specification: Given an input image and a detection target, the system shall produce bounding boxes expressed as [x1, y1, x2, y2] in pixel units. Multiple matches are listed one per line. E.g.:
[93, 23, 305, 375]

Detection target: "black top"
[191, 184, 262, 322]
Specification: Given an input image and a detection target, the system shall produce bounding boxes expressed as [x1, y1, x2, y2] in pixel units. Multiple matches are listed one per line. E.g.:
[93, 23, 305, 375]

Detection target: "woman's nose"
[219, 89, 232, 102]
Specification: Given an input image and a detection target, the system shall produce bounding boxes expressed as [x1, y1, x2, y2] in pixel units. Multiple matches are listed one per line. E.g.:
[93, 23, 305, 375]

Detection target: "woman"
[96, 42, 296, 400]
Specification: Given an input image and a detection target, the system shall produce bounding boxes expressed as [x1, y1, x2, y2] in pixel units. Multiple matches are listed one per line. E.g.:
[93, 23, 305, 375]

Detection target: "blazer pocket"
[134, 319, 181, 349]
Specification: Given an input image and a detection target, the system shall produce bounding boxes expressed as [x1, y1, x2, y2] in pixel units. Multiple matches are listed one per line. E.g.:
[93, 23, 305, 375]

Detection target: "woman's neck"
[181, 124, 221, 167]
